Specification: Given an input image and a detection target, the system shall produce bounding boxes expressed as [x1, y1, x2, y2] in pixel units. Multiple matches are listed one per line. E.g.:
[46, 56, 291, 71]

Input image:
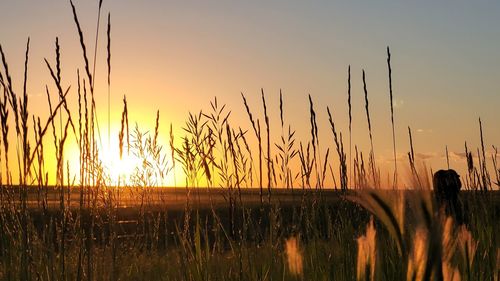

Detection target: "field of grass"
[0, 187, 498, 280]
[0, 1, 499, 280]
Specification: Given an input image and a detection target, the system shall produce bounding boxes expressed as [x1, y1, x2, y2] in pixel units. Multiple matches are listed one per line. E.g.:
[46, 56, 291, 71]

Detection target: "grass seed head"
[285, 236, 303, 276]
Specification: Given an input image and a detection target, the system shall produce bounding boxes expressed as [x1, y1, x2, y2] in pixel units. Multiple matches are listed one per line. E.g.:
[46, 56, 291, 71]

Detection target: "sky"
[0, 0, 499, 187]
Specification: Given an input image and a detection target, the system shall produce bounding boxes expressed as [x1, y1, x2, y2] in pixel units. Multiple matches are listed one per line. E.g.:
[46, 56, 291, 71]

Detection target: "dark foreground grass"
[0, 189, 498, 280]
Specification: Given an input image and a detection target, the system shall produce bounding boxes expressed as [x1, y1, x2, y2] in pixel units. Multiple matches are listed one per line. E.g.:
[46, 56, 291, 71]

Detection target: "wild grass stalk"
[479, 118, 490, 191]
[76, 69, 84, 281]
[359, 150, 368, 189]
[239, 127, 254, 188]
[107, 12, 111, 147]
[261, 89, 271, 202]
[82, 78, 91, 205]
[387, 47, 398, 189]
[492, 146, 499, 189]
[169, 123, 177, 187]
[0, 43, 20, 133]
[241, 93, 263, 203]
[329, 163, 338, 190]
[275, 90, 297, 189]
[298, 142, 314, 189]
[56, 37, 63, 137]
[71, 0, 96, 207]
[362, 70, 378, 188]
[77, 69, 84, 198]
[0, 84, 10, 187]
[321, 147, 330, 190]
[0, 43, 16, 191]
[31, 116, 44, 208]
[57, 119, 71, 281]
[225, 123, 240, 228]
[353, 146, 360, 189]
[47, 85, 60, 161]
[308, 95, 321, 189]
[407, 126, 422, 188]
[91, 0, 104, 90]
[347, 65, 352, 190]
[464, 142, 476, 190]
[327, 107, 347, 191]
[235, 129, 250, 188]
[70, 0, 93, 95]
[203, 97, 231, 188]
[119, 96, 128, 159]
[20, 37, 30, 281]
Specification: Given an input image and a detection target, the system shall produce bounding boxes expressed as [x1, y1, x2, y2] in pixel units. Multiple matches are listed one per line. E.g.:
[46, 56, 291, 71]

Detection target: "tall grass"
[0, 2, 497, 281]
[387, 47, 398, 189]
[347, 65, 352, 189]
[275, 90, 298, 189]
[362, 70, 379, 188]
[327, 106, 347, 191]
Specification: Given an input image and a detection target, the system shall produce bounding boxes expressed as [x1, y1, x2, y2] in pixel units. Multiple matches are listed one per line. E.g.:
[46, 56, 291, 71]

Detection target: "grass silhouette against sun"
[0, 1, 498, 280]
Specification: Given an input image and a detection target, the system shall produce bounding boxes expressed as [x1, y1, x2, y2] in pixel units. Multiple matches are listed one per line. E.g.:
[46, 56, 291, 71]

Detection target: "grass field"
[0, 1, 499, 280]
[0, 188, 499, 280]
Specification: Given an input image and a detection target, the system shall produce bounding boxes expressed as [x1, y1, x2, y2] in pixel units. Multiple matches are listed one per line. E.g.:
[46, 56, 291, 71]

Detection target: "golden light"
[97, 130, 176, 187]
[63, 122, 178, 188]
[99, 143, 140, 186]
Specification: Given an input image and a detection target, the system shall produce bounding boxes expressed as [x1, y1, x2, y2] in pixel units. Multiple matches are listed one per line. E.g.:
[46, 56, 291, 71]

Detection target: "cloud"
[449, 152, 467, 161]
[379, 152, 436, 164]
[416, 152, 436, 160]
[377, 152, 411, 164]
[444, 149, 498, 162]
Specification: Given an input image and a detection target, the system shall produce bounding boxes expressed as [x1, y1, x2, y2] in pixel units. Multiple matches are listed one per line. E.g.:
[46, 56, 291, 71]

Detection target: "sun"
[97, 134, 176, 187]
[63, 125, 177, 187]
[100, 145, 140, 186]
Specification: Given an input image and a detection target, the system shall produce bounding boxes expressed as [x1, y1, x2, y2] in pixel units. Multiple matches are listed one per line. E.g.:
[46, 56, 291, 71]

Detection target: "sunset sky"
[0, 0, 499, 187]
